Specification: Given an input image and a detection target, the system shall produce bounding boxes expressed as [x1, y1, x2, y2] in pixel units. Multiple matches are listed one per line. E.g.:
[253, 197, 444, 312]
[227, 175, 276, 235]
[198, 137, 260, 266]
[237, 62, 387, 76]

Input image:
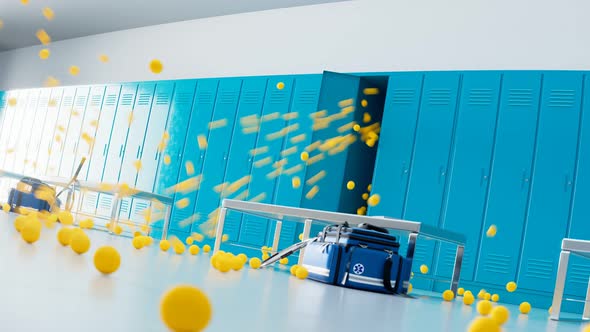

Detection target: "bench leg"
[297, 218, 312, 265]
[450, 245, 464, 294]
[583, 276, 590, 321]
[161, 204, 171, 240]
[213, 207, 227, 254]
[271, 220, 282, 254]
[550, 250, 570, 321]
[406, 233, 418, 260]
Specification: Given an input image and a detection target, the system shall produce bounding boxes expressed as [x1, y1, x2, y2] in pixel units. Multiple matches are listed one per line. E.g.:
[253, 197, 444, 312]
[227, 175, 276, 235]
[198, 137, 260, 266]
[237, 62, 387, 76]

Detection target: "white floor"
[0, 212, 587, 332]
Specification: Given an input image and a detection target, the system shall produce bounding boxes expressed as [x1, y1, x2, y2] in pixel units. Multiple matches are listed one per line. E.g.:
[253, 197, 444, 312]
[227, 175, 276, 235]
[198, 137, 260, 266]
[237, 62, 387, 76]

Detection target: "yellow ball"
[408, 283, 413, 293]
[222, 234, 229, 242]
[133, 231, 142, 238]
[237, 253, 248, 263]
[583, 324, 590, 332]
[79, 218, 94, 229]
[295, 266, 309, 279]
[442, 290, 454, 301]
[491, 294, 499, 302]
[279, 257, 289, 265]
[367, 194, 381, 207]
[174, 244, 185, 255]
[457, 287, 465, 296]
[464, 290, 473, 297]
[463, 293, 475, 306]
[484, 293, 491, 301]
[189, 245, 200, 255]
[57, 211, 73, 225]
[21, 219, 41, 244]
[69, 65, 80, 76]
[262, 252, 270, 260]
[113, 225, 123, 235]
[70, 231, 90, 254]
[150, 59, 164, 74]
[139, 236, 152, 247]
[230, 257, 243, 271]
[478, 289, 487, 299]
[132, 236, 144, 249]
[93, 246, 121, 274]
[14, 215, 29, 232]
[217, 257, 231, 272]
[419, 264, 429, 274]
[57, 227, 73, 246]
[203, 244, 211, 253]
[467, 317, 501, 332]
[346, 181, 355, 190]
[290, 265, 300, 276]
[367, 184, 372, 191]
[486, 224, 497, 237]
[490, 305, 510, 325]
[361, 99, 368, 107]
[160, 285, 212, 332]
[353, 124, 361, 132]
[477, 300, 493, 316]
[160, 240, 171, 251]
[99, 54, 109, 63]
[300, 151, 309, 161]
[506, 281, 517, 292]
[2, 203, 10, 213]
[292, 176, 301, 188]
[276, 82, 285, 90]
[39, 49, 50, 60]
[519, 302, 531, 314]
[249, 257, 262, 269]
[362, 193, 369, 200]
[298, 233, 303, 241]
[186, 236, 194, 245]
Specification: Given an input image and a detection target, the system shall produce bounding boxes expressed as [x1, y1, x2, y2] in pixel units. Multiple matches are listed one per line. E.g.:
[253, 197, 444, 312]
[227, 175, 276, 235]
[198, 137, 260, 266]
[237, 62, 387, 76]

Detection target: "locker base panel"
[0, 212, 587, 332]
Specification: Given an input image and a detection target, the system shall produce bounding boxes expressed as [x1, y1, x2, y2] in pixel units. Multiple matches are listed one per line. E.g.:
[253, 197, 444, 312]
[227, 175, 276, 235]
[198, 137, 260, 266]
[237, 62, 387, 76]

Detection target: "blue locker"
[130, 82, 175, 222]
[11, 90, 40, 173]
[518, 72, 583, 291]
[59, 87, 90, 178]
[475, 72, 542, 285]
[118, 83, 156, 220]
[566, 74, 590, 297]
[36, 88, 64, 176]
[154, 80, 197, 195]
[274, 75, 322, 250]
[75, 86, 106, 180]
[96, 84, 137, 217]
[0, 90, 13, 169]
[239, 77, 294, 247]
[169, 79, 219, 233]
[402, 72, 461, 290]
[220, 77, 268, 243]
[434, 72, 501, 282]
[191, 79, 243, 239]
[23, 88, 52, 175]
[45, 88, 76, 176]
[82, 85, 121, 216]
[368, 73, 423, 218]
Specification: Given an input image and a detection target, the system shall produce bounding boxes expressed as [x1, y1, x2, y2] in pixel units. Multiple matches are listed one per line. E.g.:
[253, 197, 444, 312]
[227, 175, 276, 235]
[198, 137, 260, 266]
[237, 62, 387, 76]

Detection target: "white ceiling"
[0, 0, 347, 52]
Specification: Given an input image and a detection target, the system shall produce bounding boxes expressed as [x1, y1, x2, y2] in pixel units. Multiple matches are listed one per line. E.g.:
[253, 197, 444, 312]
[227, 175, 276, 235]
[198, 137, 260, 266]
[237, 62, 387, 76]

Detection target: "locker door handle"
[521, 169, 530, 189]
[401, 162, 408, 178]
[118, 145, 124, 158]
[222, 153, 227, 161]
[136, 145, 141, 158]
[564, 175, 573, 192]
[438, 167, 446, 184]
[480, 168, 489, 186]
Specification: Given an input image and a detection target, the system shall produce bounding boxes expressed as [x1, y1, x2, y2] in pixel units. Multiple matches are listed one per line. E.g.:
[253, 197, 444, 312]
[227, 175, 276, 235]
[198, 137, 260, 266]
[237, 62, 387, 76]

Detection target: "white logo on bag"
[352, 263, 365, 275]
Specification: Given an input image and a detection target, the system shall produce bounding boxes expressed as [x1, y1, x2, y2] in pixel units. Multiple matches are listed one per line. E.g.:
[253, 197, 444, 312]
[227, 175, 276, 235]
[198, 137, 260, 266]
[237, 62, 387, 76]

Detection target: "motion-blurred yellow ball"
[186, 236, 194, 245]
[222, 234, 229, 242]
[353, 124, 361, 132]
[21, 218, 41, 244]
[2, 203, 9, 213]
[174, 244, 185, 255]
[477, 289, 486, 299]
[279, 257, 289, 265]
[14, 215, 28, 232]
[477, 300, 493, 315]
[506, 281, 517, 292]
[290, 264, 299, 276]
[300, 151, 309, 161]
[361, 99, 368, 107]
[113, 225, 123, 235]
[69, 65, 80, 76]
[486, 225, 497, 237]
[419, 264, 429, 274]
[491, 294, 499, 302]
[79, 218, 94, 229]
[362, 193, 369, 200]
[237, 253, 248, 263]
[490, 305, 509, 325]
[70, 231, 90, 254]
[189, 245, 200, 255]
[160, 239, 171, 251]
[367, 184, 372, 191]
[467, 317, 500, 332]
[484, 293, 491, 301]
[57, 211, 73, 225]
[367, 194, 380, 207]
[463, 293, 475, 305]
[457, 287, 465, 296]
[150, 59, 163, 74]
[292, 176, 301, 188]
[249, 257, 262, 269]
[298, 233, 303, 241]
[99, 54, 109, 63]
[276, 82, 285, 90]
[442, 290, 454, 301]
[160, 285, 212, 332]
[583, 324, 590, 332]
[230, 257, 243, 271]
[93, 246, 121, 274]
[295, 266, 309, 279]
[57, 227, 72, 246]
[132, 236, 144, 249]
[346, 181, 355, 190]
[39, 49, 50, 60]
[519, 302, 531, 314]
[203, 244, 211, 253]
[408, 283, 413, 293]
[262, 252, 270, 260]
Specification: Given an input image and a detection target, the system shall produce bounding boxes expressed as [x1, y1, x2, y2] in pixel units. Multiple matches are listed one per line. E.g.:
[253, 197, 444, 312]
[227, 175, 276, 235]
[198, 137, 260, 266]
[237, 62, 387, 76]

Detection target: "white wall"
[0, 0, 588, 90]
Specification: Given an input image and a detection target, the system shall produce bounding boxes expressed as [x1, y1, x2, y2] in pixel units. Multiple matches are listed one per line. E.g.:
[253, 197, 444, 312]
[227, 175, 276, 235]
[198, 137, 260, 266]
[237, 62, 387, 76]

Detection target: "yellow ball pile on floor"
[457, 287, 465, 296]
[57, 227, 73, 246]
[506, 281, 517, 292]
[477, 300, 493, 315]
[279, 257, 289, 265]
[295, 266, 308, 280]
[189, 245, 200, 255]
[491, 294, 499, 302]
[477, 289, 487, 299]
[21, 217, 42, 244]
[160, 285, 212, 332]
[466, 317, 500, 332]
[160, 239, 171, 252]
[93, 246, 121, 274]
[237, 253, 248, 263]
[442, 290, 454, 301]
[490, 305, 509, 325]
[249, 257, 262, 269]
[463, 292, 475, 305]
[519, 302, 531, 314]
[484, 293, 491, 301]
[57, 210, 73, 225]
[203, 245, 211, 253]
[70, 230, 90, 254]
[79, 218, 94, 229]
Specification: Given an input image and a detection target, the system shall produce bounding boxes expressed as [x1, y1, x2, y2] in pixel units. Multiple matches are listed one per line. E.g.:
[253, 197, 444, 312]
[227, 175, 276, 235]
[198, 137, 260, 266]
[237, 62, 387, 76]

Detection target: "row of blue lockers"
[368, 71, 590, 309]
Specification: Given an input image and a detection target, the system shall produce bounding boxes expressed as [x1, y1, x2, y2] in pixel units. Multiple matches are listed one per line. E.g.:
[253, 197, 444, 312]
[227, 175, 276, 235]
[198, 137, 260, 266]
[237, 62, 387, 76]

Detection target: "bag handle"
[383, 255, 404, 293]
